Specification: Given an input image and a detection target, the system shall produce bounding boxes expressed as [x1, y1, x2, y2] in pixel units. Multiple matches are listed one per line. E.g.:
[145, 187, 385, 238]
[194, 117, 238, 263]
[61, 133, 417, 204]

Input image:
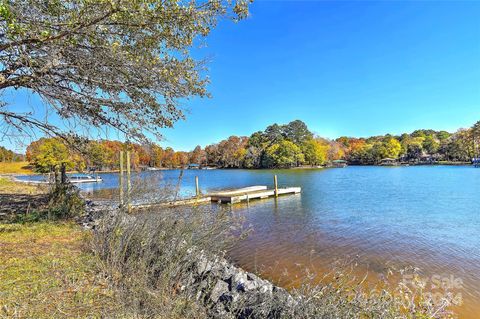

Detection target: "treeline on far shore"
[1, 120, 479, 173]
[0, 146, 24, 163]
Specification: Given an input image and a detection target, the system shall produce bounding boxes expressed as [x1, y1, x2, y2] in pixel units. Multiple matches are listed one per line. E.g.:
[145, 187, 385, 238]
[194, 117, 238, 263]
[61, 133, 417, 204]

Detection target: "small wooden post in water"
[274, 175, 278, 197]
[195, 176, 200, 198]
[119, 151, 124, 206]
[126, 151, 132, 212]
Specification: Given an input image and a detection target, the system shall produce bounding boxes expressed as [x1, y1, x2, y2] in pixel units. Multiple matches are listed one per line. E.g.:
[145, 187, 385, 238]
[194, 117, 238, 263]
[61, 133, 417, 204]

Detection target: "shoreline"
[1, 161, 475, 177]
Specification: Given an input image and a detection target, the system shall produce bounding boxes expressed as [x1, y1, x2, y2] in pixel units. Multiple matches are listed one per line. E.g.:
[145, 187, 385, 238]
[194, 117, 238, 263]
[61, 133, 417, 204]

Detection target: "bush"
[91, 205, 246, 318]
[46, 183, 85, 220]
[9, 183, 85, 223]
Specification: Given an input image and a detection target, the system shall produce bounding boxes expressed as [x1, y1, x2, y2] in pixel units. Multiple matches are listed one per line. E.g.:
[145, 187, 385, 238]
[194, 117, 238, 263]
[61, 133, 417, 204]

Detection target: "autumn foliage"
[22, 120, 480, 172]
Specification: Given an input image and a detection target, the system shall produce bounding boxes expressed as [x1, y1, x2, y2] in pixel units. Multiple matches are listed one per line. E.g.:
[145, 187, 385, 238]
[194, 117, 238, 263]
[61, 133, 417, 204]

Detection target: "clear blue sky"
[3, 0, 480, 152]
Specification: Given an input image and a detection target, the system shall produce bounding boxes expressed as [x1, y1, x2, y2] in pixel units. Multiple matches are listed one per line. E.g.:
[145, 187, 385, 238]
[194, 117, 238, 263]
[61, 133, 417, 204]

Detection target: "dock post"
[274, 175, 278, 197]
[119, 151, 124, 206]
[195, 176, 200, 198]
[126, 151, 131, 213]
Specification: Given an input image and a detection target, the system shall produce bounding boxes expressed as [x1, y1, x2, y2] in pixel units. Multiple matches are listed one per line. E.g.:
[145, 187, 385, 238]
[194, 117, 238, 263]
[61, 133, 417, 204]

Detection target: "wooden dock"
[209, 185, 301, 204]
[130, 185, 301, 211]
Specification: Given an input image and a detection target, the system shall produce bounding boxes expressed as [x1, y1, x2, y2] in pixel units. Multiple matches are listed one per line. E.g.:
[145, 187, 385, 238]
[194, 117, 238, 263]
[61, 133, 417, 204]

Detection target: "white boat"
[68, 174, 102, 183]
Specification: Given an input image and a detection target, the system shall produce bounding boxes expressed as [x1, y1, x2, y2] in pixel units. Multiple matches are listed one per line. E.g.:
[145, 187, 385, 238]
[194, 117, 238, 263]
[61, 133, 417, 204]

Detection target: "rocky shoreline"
[83, 200, 295, 318]
[185, 250, 294, 318]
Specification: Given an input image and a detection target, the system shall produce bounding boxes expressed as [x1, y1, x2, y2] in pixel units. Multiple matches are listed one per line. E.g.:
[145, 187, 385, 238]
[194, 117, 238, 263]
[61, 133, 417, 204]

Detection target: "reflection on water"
[21, 166, 479, 317]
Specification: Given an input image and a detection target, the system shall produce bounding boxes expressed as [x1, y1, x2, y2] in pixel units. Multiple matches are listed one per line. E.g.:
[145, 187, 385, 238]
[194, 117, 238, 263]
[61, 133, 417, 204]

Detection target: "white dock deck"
[209, 186, 301, 204]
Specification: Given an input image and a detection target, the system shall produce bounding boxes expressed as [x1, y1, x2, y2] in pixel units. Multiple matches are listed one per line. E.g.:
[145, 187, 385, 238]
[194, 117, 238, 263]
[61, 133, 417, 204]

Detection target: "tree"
[205, 144, 220, 167]
[29, 138, 73, 173]
[101, 140, 123, 168]
[406, 139, 424, 161]
[264, 124, 284, 145]
[0, 0, 250, 142]
[283, 120, 313, 145]
[86, 141, 109, 169]
[422, 135, 440, 155]
[243, 131, 269, 168]
[472, 121, 480, 158]
[444, 129, 473, 161]
[162, 147, 175, 168]
[151, 145, 164, 167]
[383, 137, 402, 159]
[243, 145, 263, 169]
[216, 136, 248, 168]
[302, 139, 328, 166]
[344, 138, 373, 164]
[437, 131, 451, 141]
[264, 140, 304, 168]
[0, 146, 17, 162]
[189, 145, 205, 165]
[369, 138, 401, 163]
[326, 140, 345, 161]
[172, 151, 188, 167]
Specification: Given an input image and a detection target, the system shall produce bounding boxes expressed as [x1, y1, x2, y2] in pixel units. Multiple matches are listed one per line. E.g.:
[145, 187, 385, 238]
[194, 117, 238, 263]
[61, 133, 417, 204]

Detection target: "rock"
[247, 273, 260, 281]
[210, 280, 229, 303]
[259, 282, 273, 294]
[232, 271, 248, 291]
[197, 256, 213, 274]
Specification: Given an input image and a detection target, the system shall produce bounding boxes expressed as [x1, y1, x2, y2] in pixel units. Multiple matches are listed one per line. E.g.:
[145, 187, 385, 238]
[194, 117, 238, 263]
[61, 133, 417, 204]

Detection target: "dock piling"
[195, 176, 200, 198]
[119, 151, 124, 206]
[274, 175, 278, 197]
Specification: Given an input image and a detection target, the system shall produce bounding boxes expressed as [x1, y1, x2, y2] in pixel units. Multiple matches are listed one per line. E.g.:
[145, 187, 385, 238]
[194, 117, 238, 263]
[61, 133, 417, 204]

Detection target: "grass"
[0, 176, 45, 195]
[0, 161, 33, 175]
[0, 222, 117, 319]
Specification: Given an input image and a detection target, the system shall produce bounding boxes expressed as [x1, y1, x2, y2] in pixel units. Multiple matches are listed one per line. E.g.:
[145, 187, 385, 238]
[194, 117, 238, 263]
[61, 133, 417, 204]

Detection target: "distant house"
[379, 158, 398, 166]
[188, 163, 200, 169]
[331, 160, 348, 168]
[420, 155, 435, 164]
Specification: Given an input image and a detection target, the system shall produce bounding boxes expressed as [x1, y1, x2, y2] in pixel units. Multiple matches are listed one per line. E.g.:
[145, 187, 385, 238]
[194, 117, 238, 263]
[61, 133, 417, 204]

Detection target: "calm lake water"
[19, 166, 480, 317]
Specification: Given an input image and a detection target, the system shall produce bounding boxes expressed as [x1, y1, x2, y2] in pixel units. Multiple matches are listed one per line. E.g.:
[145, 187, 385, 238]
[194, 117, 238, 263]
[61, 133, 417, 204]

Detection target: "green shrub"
[8, 183, 85, 223]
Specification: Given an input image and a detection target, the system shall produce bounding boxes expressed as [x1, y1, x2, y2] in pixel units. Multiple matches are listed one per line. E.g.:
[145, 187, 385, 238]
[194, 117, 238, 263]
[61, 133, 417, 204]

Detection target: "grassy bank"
[0, 176, 45, 195]
[0, 222, 117, 318]
[0, 161, 33, 175]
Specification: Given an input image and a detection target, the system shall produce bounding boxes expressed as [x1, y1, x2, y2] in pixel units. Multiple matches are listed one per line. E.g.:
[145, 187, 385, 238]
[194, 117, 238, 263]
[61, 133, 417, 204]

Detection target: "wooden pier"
[209, 185, 301, 204]
[114, 166, 302, 211]
[130, 184, 301, 211]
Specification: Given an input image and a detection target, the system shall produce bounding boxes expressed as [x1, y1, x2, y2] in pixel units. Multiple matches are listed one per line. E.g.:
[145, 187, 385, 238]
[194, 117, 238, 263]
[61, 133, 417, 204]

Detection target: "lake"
[19, 165, 480, 317]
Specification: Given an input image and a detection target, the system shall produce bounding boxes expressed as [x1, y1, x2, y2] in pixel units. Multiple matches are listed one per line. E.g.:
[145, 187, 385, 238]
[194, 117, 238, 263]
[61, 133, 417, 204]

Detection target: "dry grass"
[0, 222, 118, 319]
[92, 206, 242, 319]
[0, 162, 33, 175]
[0, 177, 46, 195]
